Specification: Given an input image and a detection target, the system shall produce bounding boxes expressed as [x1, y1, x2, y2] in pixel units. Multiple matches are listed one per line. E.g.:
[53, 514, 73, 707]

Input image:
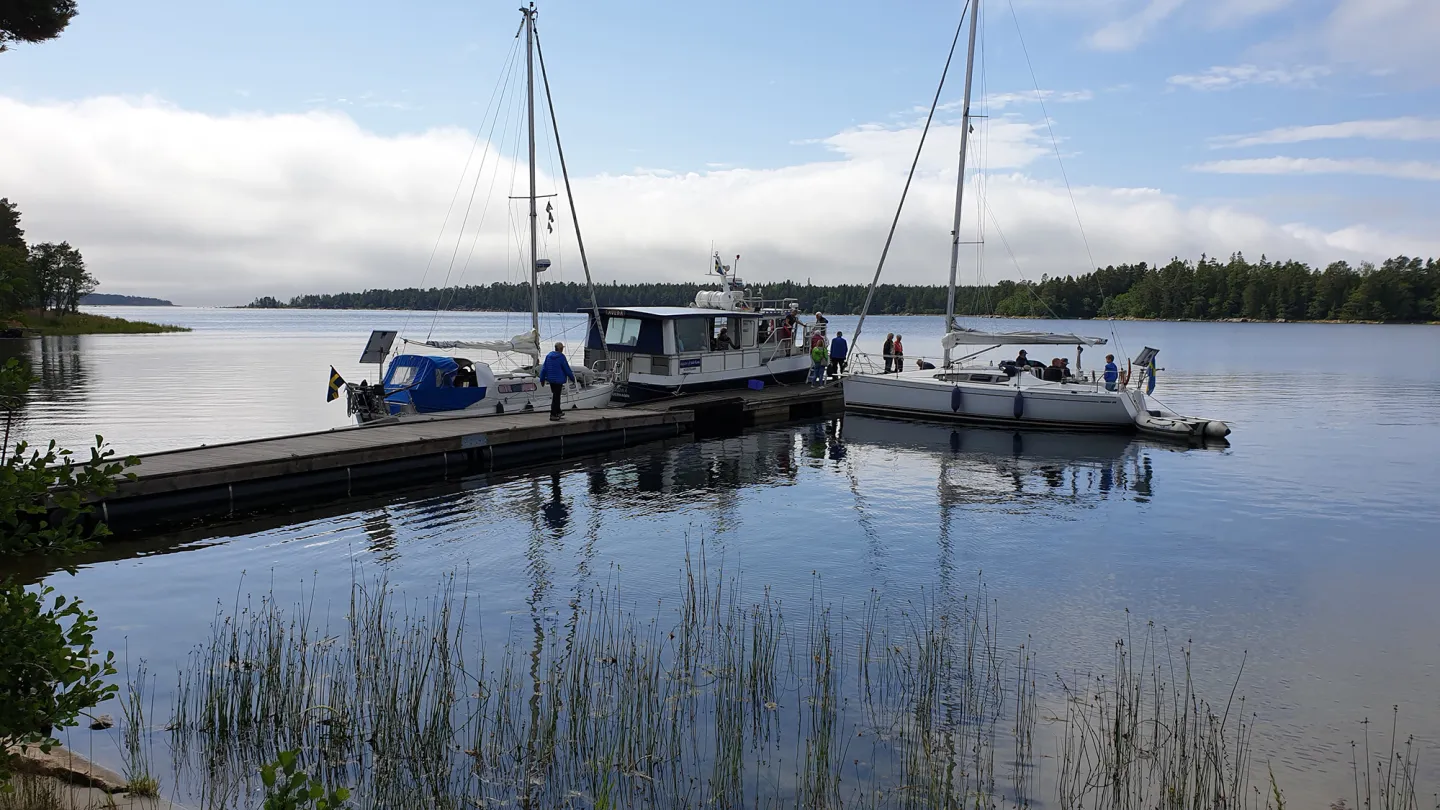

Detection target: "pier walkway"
[98, 383, 842, 533]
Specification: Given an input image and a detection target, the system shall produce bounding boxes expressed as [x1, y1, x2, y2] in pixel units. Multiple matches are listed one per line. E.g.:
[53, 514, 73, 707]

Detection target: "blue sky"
[2, 0, 1438, 304]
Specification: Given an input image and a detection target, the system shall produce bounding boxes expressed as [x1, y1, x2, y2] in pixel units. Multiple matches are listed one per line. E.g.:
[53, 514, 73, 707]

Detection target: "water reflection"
[839, 414, 1167, 503]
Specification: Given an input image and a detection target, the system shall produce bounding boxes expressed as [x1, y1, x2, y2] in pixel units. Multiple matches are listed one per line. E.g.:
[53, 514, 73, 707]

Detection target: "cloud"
[1087, 0, 1186, 52]
[1191, 157, 1440, 181]
[1319, 0, 1440, 84]
[1167, 64, 1330, 91]
[1203, 0, 1293, 27]
[1211, 117, 1440, 148]
[982, 90, 1095, 110]
[1, 95, 1436, 306]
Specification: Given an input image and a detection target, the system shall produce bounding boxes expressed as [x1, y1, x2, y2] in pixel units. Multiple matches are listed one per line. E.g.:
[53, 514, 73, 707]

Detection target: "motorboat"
[582, 254, 825, 402]
[842, 0, 1228, 442]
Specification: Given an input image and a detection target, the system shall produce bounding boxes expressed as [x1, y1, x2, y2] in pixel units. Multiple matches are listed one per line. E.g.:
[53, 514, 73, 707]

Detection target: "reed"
[152, 557, 1433, 810]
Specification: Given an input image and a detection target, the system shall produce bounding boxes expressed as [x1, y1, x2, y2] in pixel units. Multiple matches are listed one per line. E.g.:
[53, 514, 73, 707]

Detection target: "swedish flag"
[1145, 360, 1157, 395]
[327, 366, 346, 402]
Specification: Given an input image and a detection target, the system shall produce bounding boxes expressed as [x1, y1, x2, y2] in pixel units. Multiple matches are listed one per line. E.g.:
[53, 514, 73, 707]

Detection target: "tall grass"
[155, 557, 1433, 809]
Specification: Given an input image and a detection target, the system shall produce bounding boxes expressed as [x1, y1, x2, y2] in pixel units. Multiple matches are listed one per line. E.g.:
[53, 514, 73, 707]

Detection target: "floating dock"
[97, 384, 842, 533]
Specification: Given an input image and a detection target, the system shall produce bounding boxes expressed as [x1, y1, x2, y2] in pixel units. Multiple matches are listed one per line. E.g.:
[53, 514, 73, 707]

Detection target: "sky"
[2, 0, 1438, 306]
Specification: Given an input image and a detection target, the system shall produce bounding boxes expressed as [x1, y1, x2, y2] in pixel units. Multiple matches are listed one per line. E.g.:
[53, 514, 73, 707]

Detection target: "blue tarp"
[382, 355, 488, 415]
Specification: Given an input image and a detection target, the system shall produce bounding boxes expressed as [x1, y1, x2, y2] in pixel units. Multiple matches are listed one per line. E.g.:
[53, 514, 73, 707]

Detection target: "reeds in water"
[157, 556, 1433, 810]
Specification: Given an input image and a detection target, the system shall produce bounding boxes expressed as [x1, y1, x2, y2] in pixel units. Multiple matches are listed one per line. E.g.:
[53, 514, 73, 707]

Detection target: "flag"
[327, 366, 346, 402]
[1145, 360, 1157, 395]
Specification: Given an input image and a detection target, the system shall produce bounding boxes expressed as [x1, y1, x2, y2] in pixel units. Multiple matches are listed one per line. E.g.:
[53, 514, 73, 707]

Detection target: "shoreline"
[235, 305, 1437, 325]
[4, 311, 190, 337]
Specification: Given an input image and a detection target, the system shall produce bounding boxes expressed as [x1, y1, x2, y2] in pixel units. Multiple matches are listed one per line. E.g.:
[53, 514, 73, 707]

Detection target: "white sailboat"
[843, 0, 1228, 442]
[342, 4, 614, 424]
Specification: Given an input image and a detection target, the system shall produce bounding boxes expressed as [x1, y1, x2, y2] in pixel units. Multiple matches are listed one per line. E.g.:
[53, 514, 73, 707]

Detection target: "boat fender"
[495, 401, 505, 414]
[1013, 391, 1025, 419]
[951, 386, 963, 413]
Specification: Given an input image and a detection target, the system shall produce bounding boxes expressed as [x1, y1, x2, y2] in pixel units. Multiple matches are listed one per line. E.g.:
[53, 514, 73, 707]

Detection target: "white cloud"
[1204, 0, 1294, 27]
[1191, 157, 1440, 181]
[1087, 0, 1186, 51]
[1320, 0, 1440, 84]
[1, 95, 1435, 306]
[982, 89, 1095, 110]
[1167, 64, 1330, 91]
[1211, 117, 1440, 148]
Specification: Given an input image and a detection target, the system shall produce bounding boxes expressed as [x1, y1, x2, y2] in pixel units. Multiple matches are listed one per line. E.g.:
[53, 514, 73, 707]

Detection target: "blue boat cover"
[382, 354, 488, 415]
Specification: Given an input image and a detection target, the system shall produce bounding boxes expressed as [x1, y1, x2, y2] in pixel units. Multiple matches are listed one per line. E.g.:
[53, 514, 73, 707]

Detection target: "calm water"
[3, 307, 1439, 805]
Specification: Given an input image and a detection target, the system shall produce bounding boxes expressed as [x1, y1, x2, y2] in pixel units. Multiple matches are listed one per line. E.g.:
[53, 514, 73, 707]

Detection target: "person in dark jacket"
[829, 331, 849, 377]
[882, 333, 895, 373]
[539, 342, 575, 420]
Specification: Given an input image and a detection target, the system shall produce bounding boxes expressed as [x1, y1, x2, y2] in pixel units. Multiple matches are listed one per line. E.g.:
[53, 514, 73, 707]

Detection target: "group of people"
[880, 333, 905, 373]
[807, 326, 849, 385]
[1000, 349, 1124, 391]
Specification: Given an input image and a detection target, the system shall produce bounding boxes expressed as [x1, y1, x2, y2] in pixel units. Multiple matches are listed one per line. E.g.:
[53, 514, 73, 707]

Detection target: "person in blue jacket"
[539, 342, 575, 420]
[828, 331, 849, 378]
[1103, 353, 1120, 391]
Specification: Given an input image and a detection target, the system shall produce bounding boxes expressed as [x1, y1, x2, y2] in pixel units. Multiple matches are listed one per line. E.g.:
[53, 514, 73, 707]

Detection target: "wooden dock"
[97, 383, 842, 533]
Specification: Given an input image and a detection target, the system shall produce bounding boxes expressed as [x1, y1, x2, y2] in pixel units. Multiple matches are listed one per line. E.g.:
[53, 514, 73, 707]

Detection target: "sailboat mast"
[525, 3, 540, 337]
[943, 0, 980, 368]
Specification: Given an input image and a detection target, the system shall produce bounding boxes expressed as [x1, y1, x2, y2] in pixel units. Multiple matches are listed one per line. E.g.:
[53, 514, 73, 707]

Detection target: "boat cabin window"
[389, 365, 419, 387]
[604, 317, 643, 347]
[674, 317, 709, 353]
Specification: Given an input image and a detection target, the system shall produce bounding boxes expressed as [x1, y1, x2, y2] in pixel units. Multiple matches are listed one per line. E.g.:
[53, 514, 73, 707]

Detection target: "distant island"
[80, 293, 175, 306]
[247, 253, 1440, 324]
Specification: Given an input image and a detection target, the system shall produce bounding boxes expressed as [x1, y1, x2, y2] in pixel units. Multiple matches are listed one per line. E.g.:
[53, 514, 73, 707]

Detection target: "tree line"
[249, 253, 1440, 323]
[1, 198, 98, 317]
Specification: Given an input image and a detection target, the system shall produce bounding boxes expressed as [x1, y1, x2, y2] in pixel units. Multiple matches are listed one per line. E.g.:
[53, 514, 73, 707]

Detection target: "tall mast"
[524, 3, 540, 337]
[943, 0, 980, 368]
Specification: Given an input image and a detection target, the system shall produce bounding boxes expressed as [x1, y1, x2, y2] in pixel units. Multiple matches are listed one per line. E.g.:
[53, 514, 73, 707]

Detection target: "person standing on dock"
[829, 331, 849, 378]
[808, 338, 829, 385]
[540, 342, 575, 421]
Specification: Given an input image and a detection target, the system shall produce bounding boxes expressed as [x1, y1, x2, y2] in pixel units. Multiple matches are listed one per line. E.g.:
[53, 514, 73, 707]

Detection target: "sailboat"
[341, 4, 614, 424]
[842, 0, 1228, 442]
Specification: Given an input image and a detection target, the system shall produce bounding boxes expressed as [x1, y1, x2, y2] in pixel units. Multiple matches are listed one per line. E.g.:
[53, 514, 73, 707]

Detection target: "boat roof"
[584, 306, 770, 319]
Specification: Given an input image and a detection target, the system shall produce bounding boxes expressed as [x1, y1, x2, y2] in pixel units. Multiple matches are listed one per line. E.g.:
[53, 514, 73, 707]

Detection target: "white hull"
[843, 369, 1229, 440]
[370, 378, 614, 424]
[844, 369, 1134, 431]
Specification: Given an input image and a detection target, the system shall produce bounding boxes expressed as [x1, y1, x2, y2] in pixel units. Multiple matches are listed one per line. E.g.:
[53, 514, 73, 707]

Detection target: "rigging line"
[535, 27, 610, 366]
[428, 41, 526, 339]
[1006, 0, 1096, 276]
[853, 0, 972, 350]
[403, 35, 521, 339]
[980, 197, 1063, 321]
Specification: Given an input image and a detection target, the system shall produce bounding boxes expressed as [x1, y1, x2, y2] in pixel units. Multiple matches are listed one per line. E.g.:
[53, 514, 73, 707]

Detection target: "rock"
[90, 714, 115, 730]
[7, 743, 129, 792]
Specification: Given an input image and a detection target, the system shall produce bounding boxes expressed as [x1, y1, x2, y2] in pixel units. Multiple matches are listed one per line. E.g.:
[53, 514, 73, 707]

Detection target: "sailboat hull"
[844, 370, 1136, 432]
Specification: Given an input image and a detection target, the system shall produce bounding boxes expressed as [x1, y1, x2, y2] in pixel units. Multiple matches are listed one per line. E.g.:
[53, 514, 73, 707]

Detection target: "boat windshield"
[604, 317, 643, 346]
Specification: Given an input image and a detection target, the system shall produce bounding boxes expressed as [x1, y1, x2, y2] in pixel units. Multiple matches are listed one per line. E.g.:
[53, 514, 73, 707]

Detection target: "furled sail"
[941, 328, 1107, 348]
[420, 330, 543, 359]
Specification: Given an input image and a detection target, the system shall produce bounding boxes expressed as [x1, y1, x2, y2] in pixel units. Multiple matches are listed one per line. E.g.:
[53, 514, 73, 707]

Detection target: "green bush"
[0, 584, 117, 785]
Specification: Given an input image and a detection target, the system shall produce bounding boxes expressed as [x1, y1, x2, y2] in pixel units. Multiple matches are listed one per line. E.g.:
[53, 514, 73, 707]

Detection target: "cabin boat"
[583, 256, 823, 402]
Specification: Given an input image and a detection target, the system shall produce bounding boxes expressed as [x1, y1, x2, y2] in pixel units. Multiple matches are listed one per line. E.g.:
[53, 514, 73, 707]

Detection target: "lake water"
[2, 306, 1438, 807]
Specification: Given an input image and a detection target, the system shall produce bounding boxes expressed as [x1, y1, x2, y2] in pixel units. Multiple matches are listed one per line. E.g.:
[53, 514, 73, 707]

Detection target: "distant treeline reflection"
[247, 253, 1440, 323]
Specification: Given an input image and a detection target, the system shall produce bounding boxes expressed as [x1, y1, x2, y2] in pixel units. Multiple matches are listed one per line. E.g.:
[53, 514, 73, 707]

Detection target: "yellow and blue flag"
[326, 366, 346, 402]
[1145, 360, 1157, 395]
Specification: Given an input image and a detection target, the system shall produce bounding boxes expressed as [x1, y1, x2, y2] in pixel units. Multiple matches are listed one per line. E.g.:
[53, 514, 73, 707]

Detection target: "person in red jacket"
[891, 335, 904, 373]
